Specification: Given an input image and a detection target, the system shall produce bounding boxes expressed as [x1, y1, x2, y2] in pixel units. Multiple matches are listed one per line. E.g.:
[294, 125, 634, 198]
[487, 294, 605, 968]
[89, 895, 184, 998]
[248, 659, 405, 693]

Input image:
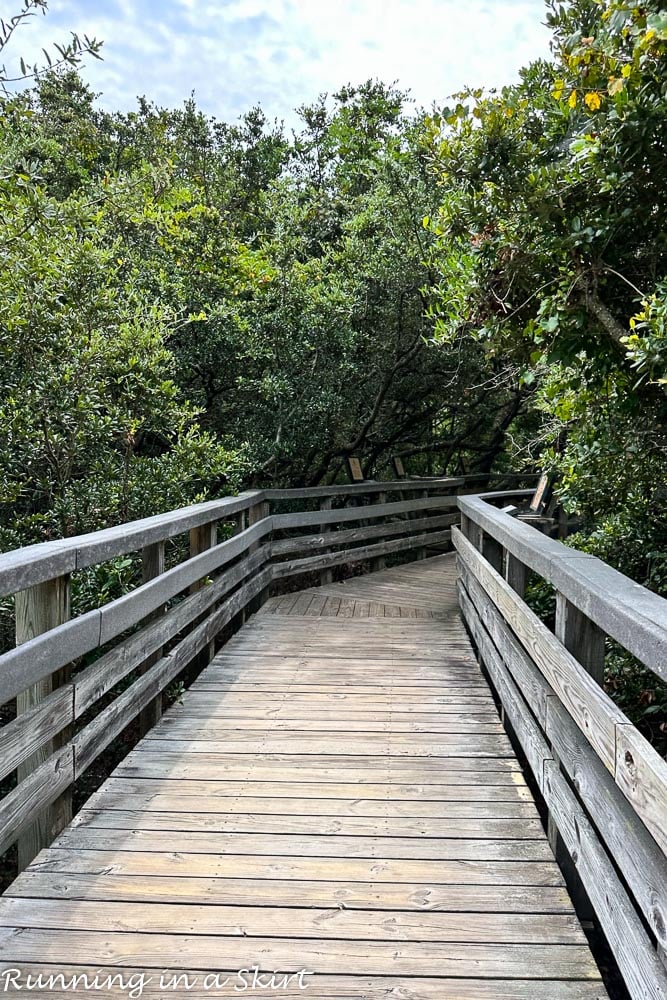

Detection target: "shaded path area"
[0, 556, 607, 998]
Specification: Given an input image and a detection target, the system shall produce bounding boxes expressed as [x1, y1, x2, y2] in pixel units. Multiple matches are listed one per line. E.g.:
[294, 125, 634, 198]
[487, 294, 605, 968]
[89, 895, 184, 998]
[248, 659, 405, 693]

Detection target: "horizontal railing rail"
[2, 476, 535, 872]
[454, 495, 667, 1000]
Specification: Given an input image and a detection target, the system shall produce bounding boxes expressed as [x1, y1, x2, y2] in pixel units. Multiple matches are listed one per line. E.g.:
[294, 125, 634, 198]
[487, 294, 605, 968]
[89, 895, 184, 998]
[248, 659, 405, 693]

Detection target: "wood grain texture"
[458, 571, 666, 1000]
[0, 554, 605, 995]
[0, 967, 610, 1000]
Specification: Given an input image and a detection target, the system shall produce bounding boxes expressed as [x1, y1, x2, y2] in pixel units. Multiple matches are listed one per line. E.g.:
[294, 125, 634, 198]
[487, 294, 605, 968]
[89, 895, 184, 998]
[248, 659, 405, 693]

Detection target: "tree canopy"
[0, 0, 664, 605]
[424, 0, 666, 592]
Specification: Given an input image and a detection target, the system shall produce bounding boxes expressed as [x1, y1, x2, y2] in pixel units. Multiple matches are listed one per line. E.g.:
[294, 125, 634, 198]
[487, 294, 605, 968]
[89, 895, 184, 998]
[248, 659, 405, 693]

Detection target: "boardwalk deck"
[0, 555, 608, 998]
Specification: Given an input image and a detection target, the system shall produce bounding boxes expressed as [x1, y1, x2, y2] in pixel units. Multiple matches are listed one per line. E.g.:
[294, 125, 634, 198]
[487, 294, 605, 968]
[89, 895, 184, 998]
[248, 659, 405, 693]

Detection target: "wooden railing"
[6, 476, 663, 997]
[454, 495, 667, 1000]
[4, 476, 531, 871]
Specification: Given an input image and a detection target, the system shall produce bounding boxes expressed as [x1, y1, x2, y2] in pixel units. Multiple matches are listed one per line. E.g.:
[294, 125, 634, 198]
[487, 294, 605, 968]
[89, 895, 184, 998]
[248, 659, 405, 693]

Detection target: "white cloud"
[8, 0, 552, 126]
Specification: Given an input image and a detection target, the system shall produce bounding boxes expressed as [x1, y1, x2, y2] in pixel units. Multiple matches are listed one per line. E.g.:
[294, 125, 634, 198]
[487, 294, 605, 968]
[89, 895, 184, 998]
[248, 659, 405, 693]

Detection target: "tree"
[424, 0, 667, 590]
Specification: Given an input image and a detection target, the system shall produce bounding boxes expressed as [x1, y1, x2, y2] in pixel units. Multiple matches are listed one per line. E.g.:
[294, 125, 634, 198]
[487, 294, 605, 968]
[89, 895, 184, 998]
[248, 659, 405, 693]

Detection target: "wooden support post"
[15, 575, 71, 870]
[138, 541, 165, 734]
[248, 501, 270, 614]
[416, 489, 428, 560]
[189, 521, 217, 661]
[499, 553, 528, 737]
[461, 514, 483, 551]
[547, 591, 606, 921]
[481, 532, 504, 574]
[505, 552, 528, 599]
[371, 492, 386, 572]
[234, 511, 248, 629]
[189, 521, 217, 593]
[555, 593, 606, 686]
[319, 496, 334, 585]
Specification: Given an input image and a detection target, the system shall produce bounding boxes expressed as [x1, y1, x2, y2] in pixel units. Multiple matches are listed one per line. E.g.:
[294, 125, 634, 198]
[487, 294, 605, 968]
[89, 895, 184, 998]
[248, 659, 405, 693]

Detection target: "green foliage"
[424, 0, 667, 591]
[0, 81, 243, 548]
[2, 1, 664, 609]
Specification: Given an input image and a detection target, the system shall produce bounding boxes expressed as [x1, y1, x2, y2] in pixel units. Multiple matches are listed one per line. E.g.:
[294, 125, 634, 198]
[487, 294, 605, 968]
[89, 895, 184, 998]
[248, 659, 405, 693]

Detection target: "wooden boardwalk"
[0, 554, 607, 998]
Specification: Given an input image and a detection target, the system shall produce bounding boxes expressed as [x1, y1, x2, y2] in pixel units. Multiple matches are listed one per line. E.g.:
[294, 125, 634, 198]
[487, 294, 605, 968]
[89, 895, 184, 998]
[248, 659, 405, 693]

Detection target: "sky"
[12, 0, 552, 128]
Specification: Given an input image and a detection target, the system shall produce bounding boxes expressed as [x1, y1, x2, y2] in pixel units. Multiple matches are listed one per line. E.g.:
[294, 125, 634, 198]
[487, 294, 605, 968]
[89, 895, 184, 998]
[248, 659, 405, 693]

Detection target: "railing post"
[555, 593, 606, 685]
[189, 520, 217, 661]
[505, 552, 528, 598]
[319, 496, 334, 585]
[15, 575, 72, 870]
[547, 591, 606, 921]
[500, 549, 528, 740]
[248, 500, 270, 613]
[138, 541, 165, 734]
[234, 510, 249, 627]
[481, 532, 504, 574]
[416, 489, 428, 560]
[189, 521, 217, 592]
[462, 513, 483, 550]
[371, 491, 386, 572]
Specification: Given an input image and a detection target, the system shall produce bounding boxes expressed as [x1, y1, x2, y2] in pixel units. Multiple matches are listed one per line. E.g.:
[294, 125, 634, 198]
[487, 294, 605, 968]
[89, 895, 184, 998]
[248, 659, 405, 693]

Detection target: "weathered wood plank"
[0, 898, 586, 943]
[0, 928, 600, 979]
[53, 827, 553, 862]
[0, 968, 607, 1000]
[81, 796, 537, 821]
[29, 848, 567, 886]
[71, 807, 545, 839]
[133, 734, 514, 757]
[265, 477, 463, 501]
[5, 875, 573, 913]
[614, 723, 667, 857]
[0, 685, 72, 784]
[273, 496, 457, 531]
[271, 512, 459, 556]
[0, 747, 74, 858]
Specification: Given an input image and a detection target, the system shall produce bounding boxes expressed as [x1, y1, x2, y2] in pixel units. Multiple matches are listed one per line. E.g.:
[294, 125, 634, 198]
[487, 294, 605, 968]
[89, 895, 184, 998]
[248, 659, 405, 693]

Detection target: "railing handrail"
[0, 491, 265, 599]
[263, 476, 464, 500]
[0, 479, 536, 601]
[458, 493, 667, 680]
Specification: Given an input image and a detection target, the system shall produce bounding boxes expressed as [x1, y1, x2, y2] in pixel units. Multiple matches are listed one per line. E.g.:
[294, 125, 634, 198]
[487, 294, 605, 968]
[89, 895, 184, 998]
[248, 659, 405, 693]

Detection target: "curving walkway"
[0, 555, 607, 998]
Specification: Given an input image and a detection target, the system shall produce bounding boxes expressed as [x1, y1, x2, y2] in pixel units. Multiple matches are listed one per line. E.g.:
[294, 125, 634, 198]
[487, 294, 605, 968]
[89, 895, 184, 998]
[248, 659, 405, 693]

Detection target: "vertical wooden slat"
[548, 590, 606, 920]
[555, 593, 606, 686]
[505, 552, 528, 598]
[481, 532, 504, 574]
[15, 575, 72, 870]
[461, 513, 483, 551]
[371, 492, 386, 572]
[248, 501, 270, 613]
[416, 489, 428, 560]
[138, 541, 165, 734]
[189, 522, 218, 594]
[319, 496, 333, 585]
[189, 521, 217, 661]
[234, 511, 248, 627]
